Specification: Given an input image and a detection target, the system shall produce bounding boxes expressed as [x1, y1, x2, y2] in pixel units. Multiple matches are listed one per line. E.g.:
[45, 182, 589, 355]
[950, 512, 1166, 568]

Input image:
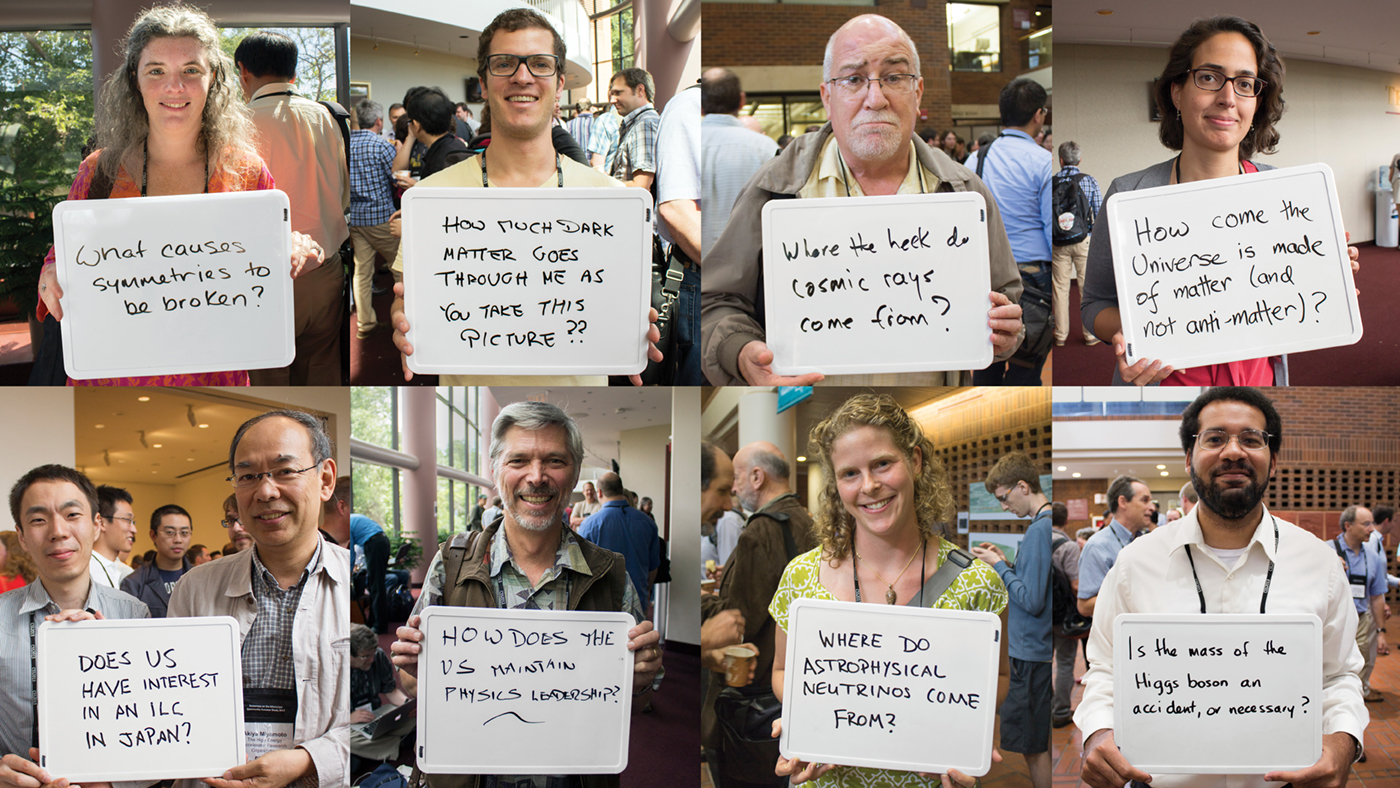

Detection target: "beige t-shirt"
[393, 153, 625, 385]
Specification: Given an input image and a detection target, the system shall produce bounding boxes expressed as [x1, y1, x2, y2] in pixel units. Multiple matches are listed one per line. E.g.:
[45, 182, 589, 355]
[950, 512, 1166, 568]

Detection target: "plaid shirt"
[349, 129, 396, 226]
[244, 538, 323, 690]
[586, 110, 621, 172]
[1054, 165, 1103, 226]
[609, 104, 660, 182]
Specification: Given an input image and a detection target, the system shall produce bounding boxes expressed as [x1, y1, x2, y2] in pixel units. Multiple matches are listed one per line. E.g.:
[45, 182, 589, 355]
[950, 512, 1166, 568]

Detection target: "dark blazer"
[119, 555, 194, 618]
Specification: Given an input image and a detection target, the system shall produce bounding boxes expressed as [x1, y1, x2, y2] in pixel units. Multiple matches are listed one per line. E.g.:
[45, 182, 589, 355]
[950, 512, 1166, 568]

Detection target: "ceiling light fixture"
[1057, 466, 1067, 471]
[138, 396, 150, 402]
[1072, 472, 1081, 478]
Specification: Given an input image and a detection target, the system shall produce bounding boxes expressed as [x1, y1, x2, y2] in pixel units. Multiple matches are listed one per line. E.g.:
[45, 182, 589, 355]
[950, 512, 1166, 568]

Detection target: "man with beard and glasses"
[1334, 505, 1388, 703]
[390, 401, 663, 788]
[700, 13, 1025, 387]
[1077, 387, 1368, 788]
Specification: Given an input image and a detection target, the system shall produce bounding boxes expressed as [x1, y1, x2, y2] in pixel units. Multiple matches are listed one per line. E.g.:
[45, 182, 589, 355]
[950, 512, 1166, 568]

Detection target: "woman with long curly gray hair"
[35, 3, 323, 386]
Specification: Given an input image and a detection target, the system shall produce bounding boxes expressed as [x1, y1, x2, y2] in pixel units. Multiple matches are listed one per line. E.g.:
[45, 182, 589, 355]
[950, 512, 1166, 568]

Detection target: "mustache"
[515, 484, 559, 496]
[1212, 460, 1255, 479]
[852, 111, 900, 127]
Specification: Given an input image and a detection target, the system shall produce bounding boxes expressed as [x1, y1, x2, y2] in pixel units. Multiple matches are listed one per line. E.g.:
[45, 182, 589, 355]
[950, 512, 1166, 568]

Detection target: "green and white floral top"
[768, 539, 1008, 788]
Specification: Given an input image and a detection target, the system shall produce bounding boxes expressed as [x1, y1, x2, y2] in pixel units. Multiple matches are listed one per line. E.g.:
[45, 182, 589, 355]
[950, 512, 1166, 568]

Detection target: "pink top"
[40, 149, 276, 387]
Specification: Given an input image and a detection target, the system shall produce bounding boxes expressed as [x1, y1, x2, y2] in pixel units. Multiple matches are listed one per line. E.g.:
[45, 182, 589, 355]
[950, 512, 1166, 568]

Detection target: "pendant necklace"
[853, 539, 925, 604]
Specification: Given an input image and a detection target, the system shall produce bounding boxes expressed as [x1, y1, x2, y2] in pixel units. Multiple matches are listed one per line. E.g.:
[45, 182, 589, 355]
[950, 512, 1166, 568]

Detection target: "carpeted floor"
[1053, 241, 1400, 386]
[350, 264, 438, 386]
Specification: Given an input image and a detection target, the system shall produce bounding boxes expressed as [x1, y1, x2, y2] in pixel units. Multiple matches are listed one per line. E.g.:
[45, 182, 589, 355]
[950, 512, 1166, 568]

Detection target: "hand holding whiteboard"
[36, 616, 245, 782]
[761, 193, 995, 376]
[1108, 163, 1361, 369]
[400, 188, 652, 376]
[416, 606, 633, 775]
[51, 190, 295, 379]
[779, 598, 1001, 776]
[1112, 614, 1323, 774]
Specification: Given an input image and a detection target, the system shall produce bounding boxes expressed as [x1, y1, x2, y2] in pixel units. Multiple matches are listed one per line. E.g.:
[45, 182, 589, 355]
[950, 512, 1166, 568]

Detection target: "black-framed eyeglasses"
[226, 462, 322, 488]
[1188, 68, 1266, 98]
[486, 53, 561, 79]
[221, 517, 240, 528]
[1193, 429, 1271, 451]
[825, 73, 919, 96]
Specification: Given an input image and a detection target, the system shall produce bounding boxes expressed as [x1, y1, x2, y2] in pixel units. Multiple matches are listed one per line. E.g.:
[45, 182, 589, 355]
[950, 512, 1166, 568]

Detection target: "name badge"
[244, 687, 297, 760]
[1352, 583, 1367, 600]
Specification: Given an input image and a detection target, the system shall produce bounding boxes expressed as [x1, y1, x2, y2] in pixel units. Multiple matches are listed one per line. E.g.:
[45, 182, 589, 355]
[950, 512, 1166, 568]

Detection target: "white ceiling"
[486, 386, 672, 477]
[0, 0, 349, 28]
[1055, 0, 1400, 74]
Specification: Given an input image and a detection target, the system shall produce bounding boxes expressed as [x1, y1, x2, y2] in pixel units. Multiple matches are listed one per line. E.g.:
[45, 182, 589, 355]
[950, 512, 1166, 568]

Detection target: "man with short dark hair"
[1050, 140, 1102, 348]
[169, 410, 349, 788]
[701, 441, 735, 527]
[1078, 387, 1367, 787]
[701, 67, 777, 256]
[469, 494, 487, 532]
[973, 452, 1053, 788]
[90, 483, 136, 587]
[967, 78, 1053, 386]
[0, 465, 148, 785]
[349, 98, 399, 339]
[701, 14, 1024, 386]
[389, 401, 662, 788]
[405, 87, 469, 180]
[322, 476, 352, 547]
[235, 31, 349, 386]
[120, 503, 194, 618]
[608, 66, 660, 190]
[222, 493, 254, 554]
[579, 472, 661, 612]
[453, 102, 477, 138]
[1076, 475, 1152, 619]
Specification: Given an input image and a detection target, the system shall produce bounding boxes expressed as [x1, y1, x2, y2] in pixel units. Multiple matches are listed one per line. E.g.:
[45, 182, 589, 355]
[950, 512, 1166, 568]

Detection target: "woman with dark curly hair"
[766, 393, 1007, 786]
[1080, 15, 1361, 386]
[35, 3, 323, 386]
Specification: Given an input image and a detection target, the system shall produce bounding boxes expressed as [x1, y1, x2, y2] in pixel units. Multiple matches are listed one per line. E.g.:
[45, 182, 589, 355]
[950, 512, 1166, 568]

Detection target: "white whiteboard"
[762, 193, 994, 375]
[1113, 614, 1322, 773]
[36, 616, 245, 781]
[401, 188, 652, 376]
[780, 598, 1001, 776]
[52, 190, 295, 379]
[416, 606, 633, 775]
[1108, 163, 1361, 368]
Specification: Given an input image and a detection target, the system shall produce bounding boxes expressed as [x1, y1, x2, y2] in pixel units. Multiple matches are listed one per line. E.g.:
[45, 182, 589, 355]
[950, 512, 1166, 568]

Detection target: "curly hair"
[808, 393, 955, 562]
[1155, 16, 1285, 159]
[0, 531, 36, 584]
[93, 3, 260, 184]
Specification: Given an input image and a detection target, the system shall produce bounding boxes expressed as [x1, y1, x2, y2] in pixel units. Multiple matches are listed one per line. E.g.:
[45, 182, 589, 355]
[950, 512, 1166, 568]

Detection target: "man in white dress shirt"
[1076, 386, 1366, 788]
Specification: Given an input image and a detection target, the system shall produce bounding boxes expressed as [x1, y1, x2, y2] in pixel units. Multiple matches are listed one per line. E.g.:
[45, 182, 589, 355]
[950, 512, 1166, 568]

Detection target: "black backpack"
[1051, 171, 1092, 246]
[1051, 531, 1092, 638]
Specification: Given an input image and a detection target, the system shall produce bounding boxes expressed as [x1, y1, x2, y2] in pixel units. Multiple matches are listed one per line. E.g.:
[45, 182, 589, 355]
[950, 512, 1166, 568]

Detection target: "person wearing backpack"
[1049, 141, 1102, 348]
[1047, 501, 1085, 728]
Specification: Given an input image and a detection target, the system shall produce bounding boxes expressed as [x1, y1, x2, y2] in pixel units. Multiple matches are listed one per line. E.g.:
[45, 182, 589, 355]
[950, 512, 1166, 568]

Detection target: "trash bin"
[1376, 165, 1398, 248]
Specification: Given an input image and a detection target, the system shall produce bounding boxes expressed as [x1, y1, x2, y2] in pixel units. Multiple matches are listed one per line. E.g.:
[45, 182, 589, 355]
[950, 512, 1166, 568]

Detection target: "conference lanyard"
[480, 150, 563, 188]
[1182, 519, 1279, 614]
[29, 612, 37, 748]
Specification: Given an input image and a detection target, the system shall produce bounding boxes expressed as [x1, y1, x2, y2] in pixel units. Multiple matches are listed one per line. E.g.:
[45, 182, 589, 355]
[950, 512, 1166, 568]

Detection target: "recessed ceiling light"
[138, 396, 150, 402]
[1157, 465, 1166, 469]
[1072, 472, 1082, 478]
[152, 444, 162, 448]
[95, 424, 105, 429]
[1161, 471, 1170, 476]
[198, 424, 209, 428]
[796, 456, 807, 462]
[187, 458, 194, 462]
[1057, 466, 1067, 471]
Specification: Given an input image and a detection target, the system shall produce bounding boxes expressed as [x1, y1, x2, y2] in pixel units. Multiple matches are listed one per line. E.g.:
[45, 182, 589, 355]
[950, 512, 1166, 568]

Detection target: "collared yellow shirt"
[799, 136, 940, 198]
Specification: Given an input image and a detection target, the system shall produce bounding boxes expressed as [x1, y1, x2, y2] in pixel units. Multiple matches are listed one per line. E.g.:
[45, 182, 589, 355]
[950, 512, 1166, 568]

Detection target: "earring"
[1177, 110, 1182, 120]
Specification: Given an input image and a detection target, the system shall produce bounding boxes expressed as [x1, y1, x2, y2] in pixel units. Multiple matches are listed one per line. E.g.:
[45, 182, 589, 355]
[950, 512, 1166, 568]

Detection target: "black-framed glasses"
[1193, 429, 1271, 451]
[486, 53, 561, 79]
[221, 517, 240, 528]
[825, 73, 919, 96]
[226, 462, 322, 488]
[1188, 68, 1265, 98]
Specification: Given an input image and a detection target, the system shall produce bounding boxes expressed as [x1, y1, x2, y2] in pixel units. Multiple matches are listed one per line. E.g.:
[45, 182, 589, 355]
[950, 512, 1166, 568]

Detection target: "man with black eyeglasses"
[387, 6, 661, 386]
[89, 484, 136, 588]
[166, 410, 349, 788]
[119, 503, 195, 618]
[221, 493, 254, 555]
[1077, 387, 1366, 788]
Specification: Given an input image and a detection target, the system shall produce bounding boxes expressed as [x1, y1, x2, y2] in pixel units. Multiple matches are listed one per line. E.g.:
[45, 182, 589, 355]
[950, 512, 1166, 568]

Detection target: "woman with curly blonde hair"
[0, 531, 36, 592]
[767, 393, 1007, 787]
[35, 3, 324, 386]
